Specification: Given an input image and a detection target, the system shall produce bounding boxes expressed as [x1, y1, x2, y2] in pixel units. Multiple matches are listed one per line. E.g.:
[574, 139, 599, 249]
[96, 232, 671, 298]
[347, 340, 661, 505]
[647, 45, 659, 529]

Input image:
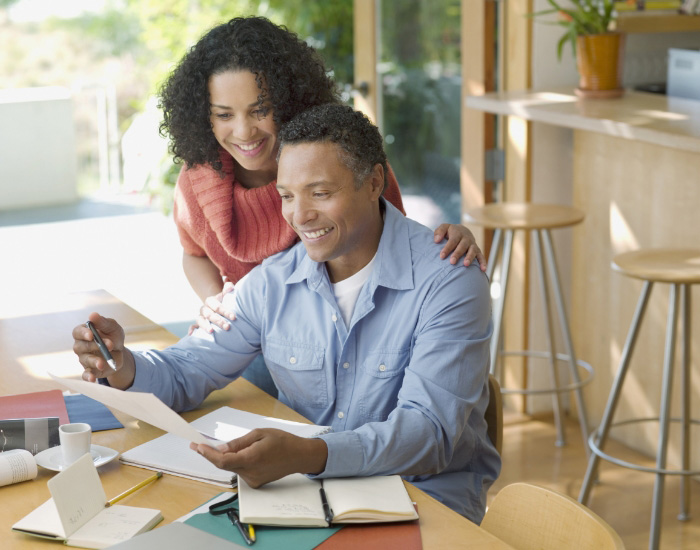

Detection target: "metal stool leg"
[579, 281, 654, 504]
[533, 230, 566, 446]
[679, 284, 691, 522]
[650, 284, 680, 550]
[486, 228, 502, 282]
[489, 230, 514, 377]
[542, 229, 592, 456]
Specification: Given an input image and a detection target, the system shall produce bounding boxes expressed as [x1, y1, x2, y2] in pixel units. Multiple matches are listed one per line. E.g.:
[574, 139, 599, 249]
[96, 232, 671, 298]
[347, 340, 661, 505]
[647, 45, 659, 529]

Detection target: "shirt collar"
[286, 198, 414, 291]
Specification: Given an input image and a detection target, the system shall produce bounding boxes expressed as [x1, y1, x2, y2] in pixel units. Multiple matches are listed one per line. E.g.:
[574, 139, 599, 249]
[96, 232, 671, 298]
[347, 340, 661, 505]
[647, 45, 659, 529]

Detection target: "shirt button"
[338, 412, 344, 419]
[331, 314, 338, 322]
[343, 362, 350, 369]
[289, 356, 297, 364]
[379, 364, 386, 372]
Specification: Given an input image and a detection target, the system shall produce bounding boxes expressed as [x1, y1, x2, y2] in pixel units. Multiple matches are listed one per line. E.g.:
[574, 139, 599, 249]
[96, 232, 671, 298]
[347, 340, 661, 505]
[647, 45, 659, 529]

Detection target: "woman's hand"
[190, 282, 237, 334]
[434, 224, 487, 271]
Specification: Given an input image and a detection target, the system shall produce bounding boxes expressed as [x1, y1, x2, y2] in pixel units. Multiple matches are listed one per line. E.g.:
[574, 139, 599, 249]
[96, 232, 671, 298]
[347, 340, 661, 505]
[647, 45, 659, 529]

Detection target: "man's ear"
[367, 163, 384, 200]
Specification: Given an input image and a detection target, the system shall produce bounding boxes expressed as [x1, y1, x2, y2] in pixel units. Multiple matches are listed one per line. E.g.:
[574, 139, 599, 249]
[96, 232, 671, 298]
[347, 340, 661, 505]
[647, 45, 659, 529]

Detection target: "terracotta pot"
[575, 32, 625, 99]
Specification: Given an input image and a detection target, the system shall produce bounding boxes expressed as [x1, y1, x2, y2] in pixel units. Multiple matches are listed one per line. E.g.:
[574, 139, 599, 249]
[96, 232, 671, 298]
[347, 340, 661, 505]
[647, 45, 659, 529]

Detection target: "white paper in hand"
[48, 373, 211, 445]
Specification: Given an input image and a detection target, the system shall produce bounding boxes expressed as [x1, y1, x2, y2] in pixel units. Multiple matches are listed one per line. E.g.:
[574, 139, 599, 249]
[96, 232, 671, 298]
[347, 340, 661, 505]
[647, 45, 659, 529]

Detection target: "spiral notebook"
[119, 406, 331, 487]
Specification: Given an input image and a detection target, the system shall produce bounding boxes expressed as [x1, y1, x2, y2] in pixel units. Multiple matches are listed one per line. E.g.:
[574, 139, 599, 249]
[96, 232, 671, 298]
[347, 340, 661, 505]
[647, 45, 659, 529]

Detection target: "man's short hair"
[277, 104, 388, 191]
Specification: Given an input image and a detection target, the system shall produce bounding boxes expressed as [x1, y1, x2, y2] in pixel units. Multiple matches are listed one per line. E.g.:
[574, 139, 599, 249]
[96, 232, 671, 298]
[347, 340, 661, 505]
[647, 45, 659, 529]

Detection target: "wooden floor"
[488, 411, 700, 550]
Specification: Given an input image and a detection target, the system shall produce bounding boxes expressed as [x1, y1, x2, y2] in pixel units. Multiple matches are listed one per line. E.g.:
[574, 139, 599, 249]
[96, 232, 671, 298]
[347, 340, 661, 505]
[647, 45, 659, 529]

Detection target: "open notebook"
[119, 406, 330, 487]
[238, 474, 419, 527]
[12, 454, 162, 549]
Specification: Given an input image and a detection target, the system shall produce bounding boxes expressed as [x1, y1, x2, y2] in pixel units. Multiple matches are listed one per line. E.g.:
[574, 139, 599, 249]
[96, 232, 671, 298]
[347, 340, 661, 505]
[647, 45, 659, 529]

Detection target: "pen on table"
[106, 471, 163, 507]
[228, 507, 255, 545]
[86, 320, 117, 372]
[319, 480, 334, 525]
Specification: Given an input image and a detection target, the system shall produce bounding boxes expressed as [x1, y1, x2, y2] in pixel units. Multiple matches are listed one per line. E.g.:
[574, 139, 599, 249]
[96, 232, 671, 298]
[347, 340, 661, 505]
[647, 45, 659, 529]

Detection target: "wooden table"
[0, 289, 514, 549]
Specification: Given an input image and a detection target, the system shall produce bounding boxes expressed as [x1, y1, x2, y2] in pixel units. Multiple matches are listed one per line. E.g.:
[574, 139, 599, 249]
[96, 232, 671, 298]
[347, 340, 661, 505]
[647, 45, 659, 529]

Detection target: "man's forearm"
[106, 348, 136, 390]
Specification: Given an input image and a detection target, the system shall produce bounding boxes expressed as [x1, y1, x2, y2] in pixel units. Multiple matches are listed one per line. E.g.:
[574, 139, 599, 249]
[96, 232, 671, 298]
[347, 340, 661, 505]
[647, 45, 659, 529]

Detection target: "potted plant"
[532, 0, 627, 98]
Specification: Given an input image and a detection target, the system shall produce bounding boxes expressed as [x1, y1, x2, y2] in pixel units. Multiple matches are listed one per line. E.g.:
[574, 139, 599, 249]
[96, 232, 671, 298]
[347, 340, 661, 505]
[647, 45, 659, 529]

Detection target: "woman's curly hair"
[158, 16, 340, 172]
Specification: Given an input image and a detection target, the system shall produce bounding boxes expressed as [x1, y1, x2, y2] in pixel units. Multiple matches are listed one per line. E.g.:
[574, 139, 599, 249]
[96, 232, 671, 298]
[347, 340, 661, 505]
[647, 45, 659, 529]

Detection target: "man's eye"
[313, 192, 329, 198]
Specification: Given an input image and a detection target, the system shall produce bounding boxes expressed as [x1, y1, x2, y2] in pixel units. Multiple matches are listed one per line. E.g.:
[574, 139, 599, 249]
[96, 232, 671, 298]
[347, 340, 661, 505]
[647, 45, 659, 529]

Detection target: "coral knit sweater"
[173, 150, 406, 284]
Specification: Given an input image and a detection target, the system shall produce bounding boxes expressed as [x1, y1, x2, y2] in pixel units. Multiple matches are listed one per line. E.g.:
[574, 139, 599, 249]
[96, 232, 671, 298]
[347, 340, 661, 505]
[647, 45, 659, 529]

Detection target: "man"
[73, 104, 499, 523]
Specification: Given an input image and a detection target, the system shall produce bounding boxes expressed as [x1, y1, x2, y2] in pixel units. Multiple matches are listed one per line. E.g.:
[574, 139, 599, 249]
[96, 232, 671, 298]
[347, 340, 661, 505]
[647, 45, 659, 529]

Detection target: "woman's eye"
[214, 113, 232, 120]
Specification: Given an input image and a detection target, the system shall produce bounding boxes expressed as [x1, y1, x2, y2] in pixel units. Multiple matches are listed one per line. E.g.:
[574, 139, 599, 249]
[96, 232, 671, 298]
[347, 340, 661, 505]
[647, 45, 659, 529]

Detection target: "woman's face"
[208, 70, 279, 180]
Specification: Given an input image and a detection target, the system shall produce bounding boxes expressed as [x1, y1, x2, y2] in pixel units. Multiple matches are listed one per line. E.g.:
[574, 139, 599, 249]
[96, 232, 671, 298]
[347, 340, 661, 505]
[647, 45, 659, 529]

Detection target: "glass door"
[375, 0, 463, 226]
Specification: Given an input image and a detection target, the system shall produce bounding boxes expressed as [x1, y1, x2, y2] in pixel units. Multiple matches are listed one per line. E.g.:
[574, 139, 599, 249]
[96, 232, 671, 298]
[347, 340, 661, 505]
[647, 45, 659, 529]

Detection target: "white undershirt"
[331, 252, 377, 327]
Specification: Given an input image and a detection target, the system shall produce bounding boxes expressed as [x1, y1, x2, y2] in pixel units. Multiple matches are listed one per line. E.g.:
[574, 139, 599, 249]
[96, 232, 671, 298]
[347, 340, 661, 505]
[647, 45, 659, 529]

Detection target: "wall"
[525, 1, 700, 415]
[0, 87, 78, 210]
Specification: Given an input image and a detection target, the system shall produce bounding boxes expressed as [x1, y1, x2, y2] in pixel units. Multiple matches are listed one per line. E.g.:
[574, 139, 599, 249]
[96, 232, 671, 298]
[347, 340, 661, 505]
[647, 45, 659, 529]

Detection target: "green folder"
[184, 499, 342, 550]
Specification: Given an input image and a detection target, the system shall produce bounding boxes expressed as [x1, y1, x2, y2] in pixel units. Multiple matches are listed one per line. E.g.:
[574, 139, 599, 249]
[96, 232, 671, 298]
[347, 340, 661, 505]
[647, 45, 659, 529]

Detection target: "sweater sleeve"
[383, 162, 405, 215]
[173, 165, 207, 257]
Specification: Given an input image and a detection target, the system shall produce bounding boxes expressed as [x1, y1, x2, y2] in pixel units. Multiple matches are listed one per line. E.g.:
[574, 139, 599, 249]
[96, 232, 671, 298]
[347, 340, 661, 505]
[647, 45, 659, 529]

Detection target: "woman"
[159, 16, 485, 395]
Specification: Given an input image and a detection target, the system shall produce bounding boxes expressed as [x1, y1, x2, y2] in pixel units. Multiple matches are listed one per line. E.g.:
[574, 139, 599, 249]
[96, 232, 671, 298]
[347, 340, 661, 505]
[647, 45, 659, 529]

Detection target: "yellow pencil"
[248, 523, 256, 543]
[106, 471, 163, 507]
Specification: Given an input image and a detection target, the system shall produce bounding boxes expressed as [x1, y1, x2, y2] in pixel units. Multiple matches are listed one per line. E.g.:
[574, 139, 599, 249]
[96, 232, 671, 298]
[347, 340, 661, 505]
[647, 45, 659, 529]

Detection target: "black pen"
[85, 321, 117, 373]
[319, 480, 334, 525]
[227, 507, 255, 545]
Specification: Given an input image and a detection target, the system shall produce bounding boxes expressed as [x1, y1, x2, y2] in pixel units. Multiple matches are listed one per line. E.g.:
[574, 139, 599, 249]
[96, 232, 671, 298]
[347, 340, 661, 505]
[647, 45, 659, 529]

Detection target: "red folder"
[316, 519, 422, 550]
[0, 389, 70, 425]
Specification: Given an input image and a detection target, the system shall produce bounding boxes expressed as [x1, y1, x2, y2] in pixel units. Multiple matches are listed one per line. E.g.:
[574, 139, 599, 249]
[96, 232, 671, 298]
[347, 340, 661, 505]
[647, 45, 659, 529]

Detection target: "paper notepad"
[12, 454, 162, 549]
[238, 474, 419, 527]
[119, 406, 330, 487]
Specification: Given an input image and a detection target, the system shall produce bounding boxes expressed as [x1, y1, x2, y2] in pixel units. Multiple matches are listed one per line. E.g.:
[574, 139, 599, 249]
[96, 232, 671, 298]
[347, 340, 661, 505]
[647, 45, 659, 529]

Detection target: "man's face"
[276, 142, 384, 283]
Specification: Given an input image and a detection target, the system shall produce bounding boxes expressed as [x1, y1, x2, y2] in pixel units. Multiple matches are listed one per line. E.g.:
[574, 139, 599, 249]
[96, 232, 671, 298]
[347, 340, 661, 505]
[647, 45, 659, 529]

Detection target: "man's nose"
[293, 198, 316, 227]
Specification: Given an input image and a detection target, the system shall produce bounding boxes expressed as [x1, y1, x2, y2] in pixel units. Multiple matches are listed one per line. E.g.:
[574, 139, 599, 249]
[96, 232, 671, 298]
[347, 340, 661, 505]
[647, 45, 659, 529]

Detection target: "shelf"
[613, 11, 700, 33]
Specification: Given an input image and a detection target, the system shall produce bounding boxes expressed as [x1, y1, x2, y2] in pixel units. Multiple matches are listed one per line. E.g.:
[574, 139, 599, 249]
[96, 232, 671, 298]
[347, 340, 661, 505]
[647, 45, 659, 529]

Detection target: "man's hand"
[190, 428, 328, 488]
[71, 312, 136, 389]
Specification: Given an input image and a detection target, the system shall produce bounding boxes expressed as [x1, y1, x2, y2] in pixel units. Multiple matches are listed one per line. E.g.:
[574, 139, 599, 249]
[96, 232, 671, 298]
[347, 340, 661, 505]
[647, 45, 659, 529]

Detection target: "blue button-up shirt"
[130, 200, 499, 522]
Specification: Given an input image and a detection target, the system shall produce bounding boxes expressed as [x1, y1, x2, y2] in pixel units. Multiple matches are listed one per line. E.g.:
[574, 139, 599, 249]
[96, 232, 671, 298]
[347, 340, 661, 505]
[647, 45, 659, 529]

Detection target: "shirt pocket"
[358, 349, 410, 421]
[264, 339, 328, 408]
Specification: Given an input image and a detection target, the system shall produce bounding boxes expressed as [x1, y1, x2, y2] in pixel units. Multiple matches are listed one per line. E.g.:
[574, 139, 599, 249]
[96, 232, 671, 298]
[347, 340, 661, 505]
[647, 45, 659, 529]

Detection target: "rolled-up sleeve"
[129, 269, 266, 411]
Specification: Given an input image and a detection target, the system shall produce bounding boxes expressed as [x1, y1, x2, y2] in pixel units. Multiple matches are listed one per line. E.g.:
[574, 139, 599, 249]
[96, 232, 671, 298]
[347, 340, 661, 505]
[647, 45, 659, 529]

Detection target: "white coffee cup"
[59, 423, 92, 466]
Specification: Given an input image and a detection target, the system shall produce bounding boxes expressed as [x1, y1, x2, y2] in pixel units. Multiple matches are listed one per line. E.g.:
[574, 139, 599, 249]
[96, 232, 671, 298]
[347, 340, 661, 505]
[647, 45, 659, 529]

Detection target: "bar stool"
[579, 249, 700, 550]
[463, 202, 593, 450]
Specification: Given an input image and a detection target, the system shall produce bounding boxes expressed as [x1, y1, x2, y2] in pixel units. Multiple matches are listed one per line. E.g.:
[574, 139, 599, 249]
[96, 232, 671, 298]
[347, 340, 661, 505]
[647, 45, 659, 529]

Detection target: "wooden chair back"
[481, 483, 625, 550]
[486, 374, 503, 454]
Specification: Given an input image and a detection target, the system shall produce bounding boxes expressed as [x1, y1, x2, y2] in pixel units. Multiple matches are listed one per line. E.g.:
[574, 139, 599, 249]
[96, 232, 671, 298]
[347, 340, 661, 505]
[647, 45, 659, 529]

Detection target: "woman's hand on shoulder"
[190, 282, 237, 334]
[434, 223, 487, 271]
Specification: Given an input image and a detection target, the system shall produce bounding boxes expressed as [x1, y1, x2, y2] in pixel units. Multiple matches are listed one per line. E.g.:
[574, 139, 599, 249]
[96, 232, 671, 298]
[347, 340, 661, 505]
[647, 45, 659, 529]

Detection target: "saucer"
[35, 444, 119, 471]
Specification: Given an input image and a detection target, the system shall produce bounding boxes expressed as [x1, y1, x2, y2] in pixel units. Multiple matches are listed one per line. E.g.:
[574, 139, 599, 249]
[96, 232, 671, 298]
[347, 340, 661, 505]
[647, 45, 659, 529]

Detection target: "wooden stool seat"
[466, 201, 592, 452]
[613, 249, 700, 284]
[463, 202, 584, 230]
[580, 247, 700, 549]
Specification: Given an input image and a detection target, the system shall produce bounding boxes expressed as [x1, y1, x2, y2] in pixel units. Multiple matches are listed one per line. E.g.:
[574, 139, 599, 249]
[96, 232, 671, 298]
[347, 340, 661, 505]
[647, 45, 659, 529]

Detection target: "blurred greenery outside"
[1, 0, 462, 222]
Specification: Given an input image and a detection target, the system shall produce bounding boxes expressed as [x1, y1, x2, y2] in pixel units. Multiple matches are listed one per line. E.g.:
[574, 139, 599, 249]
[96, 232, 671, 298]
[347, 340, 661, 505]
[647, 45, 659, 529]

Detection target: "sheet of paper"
[48, 374, 209, 444]
[48, 453, 107, 538]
